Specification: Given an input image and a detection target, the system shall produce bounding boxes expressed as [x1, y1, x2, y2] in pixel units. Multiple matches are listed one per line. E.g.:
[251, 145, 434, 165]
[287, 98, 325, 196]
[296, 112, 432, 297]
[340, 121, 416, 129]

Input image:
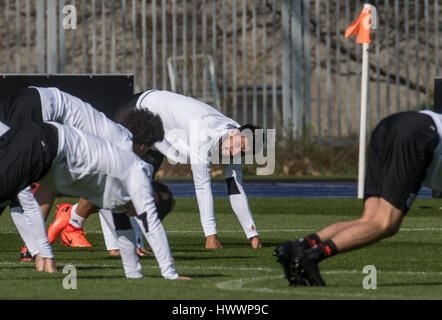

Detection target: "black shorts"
[0, 122, 58, 203]
[0, 87, 43, 126]
[364, 112, 439, 214]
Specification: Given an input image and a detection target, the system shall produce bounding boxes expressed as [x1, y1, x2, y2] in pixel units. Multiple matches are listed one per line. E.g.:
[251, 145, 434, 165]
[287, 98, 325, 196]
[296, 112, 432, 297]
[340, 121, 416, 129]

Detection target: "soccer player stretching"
[275, 110, 442, 286]
[119, 90, 262, 249]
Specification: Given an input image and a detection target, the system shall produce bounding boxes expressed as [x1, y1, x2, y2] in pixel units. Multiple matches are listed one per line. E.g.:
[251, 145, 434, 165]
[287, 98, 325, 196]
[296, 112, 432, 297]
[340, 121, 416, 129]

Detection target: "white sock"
[69, 204, 86, 229]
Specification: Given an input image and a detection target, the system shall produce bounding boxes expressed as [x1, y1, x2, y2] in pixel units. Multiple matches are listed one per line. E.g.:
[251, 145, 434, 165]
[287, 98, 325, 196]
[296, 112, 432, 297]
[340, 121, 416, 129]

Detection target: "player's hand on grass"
[205, 234, 222, 249]
[136, 247, 152, 257]
[250, 236, 263, 248]
[176, 276, 192, 280]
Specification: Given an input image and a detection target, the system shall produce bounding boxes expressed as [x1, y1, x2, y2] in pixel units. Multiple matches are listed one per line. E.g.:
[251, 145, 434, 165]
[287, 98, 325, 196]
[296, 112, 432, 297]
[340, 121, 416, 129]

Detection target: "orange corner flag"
[345, 7, 372, 44]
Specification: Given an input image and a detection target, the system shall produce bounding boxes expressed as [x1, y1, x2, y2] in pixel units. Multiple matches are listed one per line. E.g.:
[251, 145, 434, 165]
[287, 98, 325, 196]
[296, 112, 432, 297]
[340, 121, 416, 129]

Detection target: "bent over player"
[119, 90, 262, 249]
[274, 110, 442, 287]
[0, 121, 56, 273]
[0, 87, 159, 258]
[1, 117, 189, 280]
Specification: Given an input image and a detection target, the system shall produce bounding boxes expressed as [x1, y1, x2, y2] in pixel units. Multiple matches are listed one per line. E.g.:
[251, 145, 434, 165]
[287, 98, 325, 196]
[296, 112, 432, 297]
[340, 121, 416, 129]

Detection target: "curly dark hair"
[116, 108, 165, 147]
[152, 181, 175, 221]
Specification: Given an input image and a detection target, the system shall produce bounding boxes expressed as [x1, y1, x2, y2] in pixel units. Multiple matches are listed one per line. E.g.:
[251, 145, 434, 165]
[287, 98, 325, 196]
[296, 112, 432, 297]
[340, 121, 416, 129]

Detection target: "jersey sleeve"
[124, 161, 179, 279]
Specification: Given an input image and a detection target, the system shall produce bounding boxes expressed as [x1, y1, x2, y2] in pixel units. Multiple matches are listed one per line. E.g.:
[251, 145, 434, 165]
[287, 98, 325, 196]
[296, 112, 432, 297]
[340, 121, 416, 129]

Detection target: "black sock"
[307, 240, 338, 263]
[298, 233, 322, 249]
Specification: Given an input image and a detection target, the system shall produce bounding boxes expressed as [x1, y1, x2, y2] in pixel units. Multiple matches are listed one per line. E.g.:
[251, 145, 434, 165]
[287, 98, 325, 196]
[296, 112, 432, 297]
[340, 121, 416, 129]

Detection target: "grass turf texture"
[1, 197, 442, 300]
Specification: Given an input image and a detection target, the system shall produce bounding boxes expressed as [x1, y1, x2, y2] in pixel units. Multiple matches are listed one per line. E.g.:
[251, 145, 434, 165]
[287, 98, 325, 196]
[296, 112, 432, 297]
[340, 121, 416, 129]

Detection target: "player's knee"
[372, 214, 401, 238]
[383, 220, 401, 237]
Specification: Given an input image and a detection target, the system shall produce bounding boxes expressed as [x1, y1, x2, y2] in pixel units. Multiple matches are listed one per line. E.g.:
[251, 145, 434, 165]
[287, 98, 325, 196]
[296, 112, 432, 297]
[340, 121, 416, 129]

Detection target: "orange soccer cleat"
[60, 224, 92, 248]
[47, 203, 73, 244]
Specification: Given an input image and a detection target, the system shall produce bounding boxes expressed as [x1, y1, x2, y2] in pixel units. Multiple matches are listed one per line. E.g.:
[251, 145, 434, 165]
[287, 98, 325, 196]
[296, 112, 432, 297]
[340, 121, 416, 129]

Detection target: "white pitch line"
[2, 227, 441, 235]
[216, 276, 374, 299]
[0, 261, 279, 272]
[4, 261, 442, 276]
[216, 271, 442, 299]
[216, 276, 404, 299]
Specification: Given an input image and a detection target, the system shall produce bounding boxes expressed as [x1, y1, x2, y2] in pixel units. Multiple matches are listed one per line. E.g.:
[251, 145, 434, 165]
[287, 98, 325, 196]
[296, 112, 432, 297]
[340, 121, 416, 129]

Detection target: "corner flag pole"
[345, 3, 377, 199]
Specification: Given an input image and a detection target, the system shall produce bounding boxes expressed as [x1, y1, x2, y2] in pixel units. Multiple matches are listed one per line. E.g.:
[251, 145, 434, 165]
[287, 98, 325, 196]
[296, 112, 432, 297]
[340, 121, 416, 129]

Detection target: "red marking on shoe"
[324, 245, 332, 257]
[20, 257, 33, 261]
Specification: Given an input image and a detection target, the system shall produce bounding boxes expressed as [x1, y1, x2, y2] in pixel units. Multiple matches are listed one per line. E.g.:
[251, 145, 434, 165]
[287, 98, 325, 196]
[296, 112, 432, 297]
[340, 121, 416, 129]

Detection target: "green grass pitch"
[1, 197, 442, 300]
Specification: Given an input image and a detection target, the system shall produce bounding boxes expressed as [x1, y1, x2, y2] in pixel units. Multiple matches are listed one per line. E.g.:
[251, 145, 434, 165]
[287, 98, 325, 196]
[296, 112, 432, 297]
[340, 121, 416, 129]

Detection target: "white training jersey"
[135, 90, 256, 238]
[32, 86, 133, 151]
[39, 122, 178, 278]
[136, 90, 240, 164]
[419, 110, 442, 191]
[41, 122, 154, 212]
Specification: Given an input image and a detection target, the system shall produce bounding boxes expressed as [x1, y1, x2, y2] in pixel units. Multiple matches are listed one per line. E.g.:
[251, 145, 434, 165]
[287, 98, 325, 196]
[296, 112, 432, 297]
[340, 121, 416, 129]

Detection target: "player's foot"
[47, 203, 73, 243]
[20, 246, 33, 262]
[109, 249, 120, 257]
[250, 236, 263, 248]
[292, 250, 326, 287]
[61, 224, 92, 247]
[205, 234, 222, 249]
[273, 241, 307, 287]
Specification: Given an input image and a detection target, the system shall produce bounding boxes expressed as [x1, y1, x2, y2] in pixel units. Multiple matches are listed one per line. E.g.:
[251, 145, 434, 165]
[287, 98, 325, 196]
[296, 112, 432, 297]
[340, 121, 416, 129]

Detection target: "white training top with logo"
[135, 90, 259, 240]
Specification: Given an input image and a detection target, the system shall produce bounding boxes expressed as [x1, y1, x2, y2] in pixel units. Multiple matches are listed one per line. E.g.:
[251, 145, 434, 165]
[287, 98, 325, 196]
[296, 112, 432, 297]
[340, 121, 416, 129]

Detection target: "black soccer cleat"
[273, 241, 307, 287]
[20, 246, 33, 262]
[292, 251, 326, 287]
